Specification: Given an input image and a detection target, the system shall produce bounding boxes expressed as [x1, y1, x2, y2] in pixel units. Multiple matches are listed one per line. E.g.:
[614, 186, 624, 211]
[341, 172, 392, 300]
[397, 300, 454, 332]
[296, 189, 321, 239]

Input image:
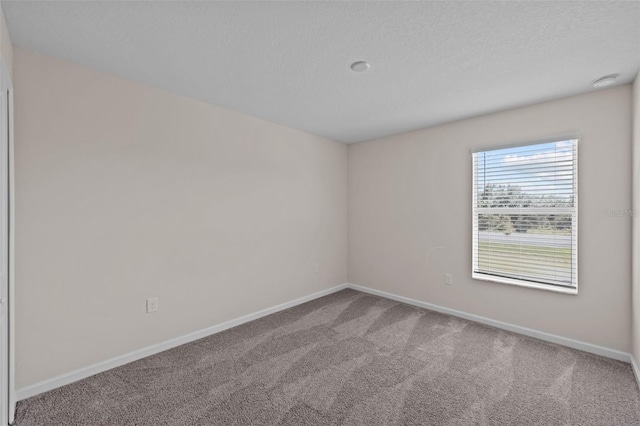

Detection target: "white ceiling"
[3, 1, 640, 143]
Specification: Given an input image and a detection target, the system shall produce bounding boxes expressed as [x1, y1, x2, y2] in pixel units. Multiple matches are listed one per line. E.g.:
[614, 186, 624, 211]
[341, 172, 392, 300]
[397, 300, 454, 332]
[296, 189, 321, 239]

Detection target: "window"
[472, 139, 578, 294]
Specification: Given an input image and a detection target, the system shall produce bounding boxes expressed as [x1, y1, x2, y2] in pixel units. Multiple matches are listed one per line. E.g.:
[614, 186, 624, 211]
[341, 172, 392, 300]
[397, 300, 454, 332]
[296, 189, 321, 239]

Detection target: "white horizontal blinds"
[472, 140, 578, 289]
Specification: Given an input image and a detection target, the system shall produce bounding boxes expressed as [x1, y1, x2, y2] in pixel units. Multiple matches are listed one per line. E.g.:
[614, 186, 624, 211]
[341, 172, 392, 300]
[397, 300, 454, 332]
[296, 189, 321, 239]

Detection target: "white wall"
[11, 41, 637, 390]
[633, 71, 640, 362]
[0, 3, 12, 79]
[349, 85, 633, 352]
[13, 48, 348, 388]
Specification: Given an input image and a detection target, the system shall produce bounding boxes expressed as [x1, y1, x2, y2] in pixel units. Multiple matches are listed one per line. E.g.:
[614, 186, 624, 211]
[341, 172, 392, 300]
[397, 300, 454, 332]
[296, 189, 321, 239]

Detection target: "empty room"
[0, 0, 639, 424]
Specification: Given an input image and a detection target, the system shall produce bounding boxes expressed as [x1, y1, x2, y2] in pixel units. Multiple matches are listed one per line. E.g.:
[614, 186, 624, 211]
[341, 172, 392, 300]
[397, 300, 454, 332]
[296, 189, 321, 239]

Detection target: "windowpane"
[472, 140, 578, 291]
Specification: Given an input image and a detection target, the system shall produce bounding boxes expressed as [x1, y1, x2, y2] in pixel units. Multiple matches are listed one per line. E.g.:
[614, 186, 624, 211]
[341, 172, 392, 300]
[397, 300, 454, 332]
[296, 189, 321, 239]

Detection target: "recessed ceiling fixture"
[592, 74, 619, 88]
[350, 61, 370, 72]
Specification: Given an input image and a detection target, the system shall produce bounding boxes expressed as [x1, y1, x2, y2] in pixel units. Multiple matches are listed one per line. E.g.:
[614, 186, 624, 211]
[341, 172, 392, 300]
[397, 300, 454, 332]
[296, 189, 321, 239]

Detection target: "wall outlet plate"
[146, 297, 159, 313]
[444, 273, 453, 285]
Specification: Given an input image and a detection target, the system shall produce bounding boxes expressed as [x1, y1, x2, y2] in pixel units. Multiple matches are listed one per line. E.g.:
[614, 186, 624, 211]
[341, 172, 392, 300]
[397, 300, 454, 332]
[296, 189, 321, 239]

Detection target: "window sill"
[472, 272, 577, 295]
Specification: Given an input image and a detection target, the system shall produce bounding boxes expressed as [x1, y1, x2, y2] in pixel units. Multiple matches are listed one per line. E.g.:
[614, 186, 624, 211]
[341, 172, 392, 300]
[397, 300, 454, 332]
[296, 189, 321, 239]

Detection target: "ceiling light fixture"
[350, 61, 370, 72]
[592, 74, 619, 88]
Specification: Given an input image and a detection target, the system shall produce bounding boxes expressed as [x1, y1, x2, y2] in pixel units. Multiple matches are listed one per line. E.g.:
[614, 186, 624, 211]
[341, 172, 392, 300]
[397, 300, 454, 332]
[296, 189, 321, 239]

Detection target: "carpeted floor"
[13, 289, 640, 425]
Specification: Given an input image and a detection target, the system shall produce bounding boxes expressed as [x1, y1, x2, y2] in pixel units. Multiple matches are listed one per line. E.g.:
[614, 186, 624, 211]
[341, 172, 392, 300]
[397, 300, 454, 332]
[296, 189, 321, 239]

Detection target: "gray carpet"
[13, 289, 640, 425]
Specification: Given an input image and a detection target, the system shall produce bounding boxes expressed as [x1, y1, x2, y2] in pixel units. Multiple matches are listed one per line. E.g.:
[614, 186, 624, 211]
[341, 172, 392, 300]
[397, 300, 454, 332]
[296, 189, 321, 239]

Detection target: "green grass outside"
[478, 241, 572, 279]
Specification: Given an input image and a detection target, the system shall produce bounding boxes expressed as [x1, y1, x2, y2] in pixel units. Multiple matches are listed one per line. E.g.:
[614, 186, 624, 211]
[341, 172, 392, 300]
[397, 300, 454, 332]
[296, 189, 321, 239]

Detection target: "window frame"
[471, 138, 578, 295]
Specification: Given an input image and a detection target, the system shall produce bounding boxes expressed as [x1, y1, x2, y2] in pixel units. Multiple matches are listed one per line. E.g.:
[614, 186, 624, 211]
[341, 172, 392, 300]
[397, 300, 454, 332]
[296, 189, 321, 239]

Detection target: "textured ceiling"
[3, 1, 640, 143]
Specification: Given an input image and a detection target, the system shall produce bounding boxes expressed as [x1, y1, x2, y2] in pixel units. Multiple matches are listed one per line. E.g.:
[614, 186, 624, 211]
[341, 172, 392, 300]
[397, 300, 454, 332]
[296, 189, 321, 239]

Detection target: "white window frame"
[471, 138, 578, 295]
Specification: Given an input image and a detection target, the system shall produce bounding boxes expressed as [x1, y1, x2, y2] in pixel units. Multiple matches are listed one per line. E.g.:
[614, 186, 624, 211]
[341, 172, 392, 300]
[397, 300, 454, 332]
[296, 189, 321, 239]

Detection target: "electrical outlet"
[444, 273, 453, 285]
[146, 297, 159, 313]
[314, 262, 319, 273]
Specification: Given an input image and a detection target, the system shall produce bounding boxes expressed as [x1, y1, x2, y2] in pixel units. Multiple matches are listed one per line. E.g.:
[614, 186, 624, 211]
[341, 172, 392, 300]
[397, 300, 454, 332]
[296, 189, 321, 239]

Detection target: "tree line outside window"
[477, 183, 573, 235]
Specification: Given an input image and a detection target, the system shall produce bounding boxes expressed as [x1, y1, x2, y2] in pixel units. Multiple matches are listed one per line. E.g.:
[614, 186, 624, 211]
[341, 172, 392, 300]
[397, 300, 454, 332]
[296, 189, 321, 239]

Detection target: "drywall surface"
[633, 71, 640, 361]
[0, 3, 12, 79]
[349, 85, 633, 352]
[14, 48, 347, 388]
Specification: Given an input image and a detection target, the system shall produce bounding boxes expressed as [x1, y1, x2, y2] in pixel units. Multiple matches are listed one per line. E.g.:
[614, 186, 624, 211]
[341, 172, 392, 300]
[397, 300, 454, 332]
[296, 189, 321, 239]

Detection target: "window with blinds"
[472, 139, 578, 293]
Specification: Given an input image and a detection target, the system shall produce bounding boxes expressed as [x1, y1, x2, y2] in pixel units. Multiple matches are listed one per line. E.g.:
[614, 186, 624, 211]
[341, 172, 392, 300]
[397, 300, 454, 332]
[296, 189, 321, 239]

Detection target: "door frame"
[8, 73, 14, 426]
[0, 55, 14, 425]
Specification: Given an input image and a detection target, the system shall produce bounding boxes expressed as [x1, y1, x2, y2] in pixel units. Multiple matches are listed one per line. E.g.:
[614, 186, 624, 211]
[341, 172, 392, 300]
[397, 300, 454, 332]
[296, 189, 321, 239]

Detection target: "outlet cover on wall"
[444, 273, 453, 285]
[146, 297, 159, 313]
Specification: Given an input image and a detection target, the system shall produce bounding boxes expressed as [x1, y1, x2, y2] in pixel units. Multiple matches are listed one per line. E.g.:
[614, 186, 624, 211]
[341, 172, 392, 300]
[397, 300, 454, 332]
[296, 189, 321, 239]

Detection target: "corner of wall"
[631, 70, 640, 388]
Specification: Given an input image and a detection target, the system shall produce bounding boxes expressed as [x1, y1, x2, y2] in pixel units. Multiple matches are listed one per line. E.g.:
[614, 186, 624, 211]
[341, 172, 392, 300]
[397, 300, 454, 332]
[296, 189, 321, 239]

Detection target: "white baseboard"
[16, 283, 349, 401]
[347, 283, 632, 363]
[631, 355, 640, 390]
[17, 281, 635, 401]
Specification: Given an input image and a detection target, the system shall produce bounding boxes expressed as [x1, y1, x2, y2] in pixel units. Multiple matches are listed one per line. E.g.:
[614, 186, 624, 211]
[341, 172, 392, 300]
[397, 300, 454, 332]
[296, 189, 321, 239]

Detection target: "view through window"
[472, 139, 578, 292]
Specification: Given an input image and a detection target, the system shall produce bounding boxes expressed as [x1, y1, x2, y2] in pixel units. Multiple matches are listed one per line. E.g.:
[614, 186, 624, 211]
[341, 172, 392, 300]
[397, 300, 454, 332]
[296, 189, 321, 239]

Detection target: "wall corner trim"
[346, 283, 632, 363]
[16, 283, 349, 401]
[631, 355, 640, 391]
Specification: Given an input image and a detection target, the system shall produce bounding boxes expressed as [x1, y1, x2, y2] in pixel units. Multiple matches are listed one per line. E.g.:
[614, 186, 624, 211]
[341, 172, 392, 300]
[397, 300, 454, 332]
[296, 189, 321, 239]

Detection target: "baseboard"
[16, 283, 349, 401]
[347, 283, 632, 363]
[17, 281, 633, 401]
[631, 355, 640, 390]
